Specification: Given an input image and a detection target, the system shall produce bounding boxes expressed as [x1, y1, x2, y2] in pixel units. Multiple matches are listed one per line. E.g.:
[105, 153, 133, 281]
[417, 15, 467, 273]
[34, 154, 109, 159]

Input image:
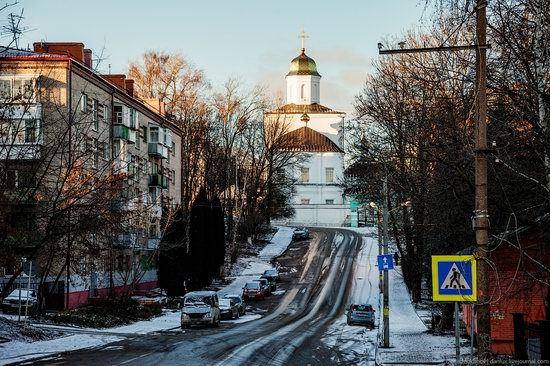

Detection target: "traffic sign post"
[432, 255, 477, 365]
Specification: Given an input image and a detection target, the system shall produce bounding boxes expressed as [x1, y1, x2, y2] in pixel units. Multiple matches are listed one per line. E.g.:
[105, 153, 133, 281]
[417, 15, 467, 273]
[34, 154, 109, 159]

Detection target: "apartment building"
[0, 42, 182, 308]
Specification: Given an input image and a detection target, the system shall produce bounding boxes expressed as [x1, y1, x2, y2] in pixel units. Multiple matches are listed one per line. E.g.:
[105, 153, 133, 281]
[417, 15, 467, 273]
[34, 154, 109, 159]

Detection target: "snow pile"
[0, 317, 61, 343]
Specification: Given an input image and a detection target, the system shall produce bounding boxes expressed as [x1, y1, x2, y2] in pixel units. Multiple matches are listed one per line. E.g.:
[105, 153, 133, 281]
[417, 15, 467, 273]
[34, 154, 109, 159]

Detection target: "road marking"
[116, 351, 153, 365]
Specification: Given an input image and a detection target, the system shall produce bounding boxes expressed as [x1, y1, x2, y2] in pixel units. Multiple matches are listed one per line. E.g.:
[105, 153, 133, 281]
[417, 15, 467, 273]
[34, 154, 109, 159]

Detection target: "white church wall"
[286, 75, 320, 104]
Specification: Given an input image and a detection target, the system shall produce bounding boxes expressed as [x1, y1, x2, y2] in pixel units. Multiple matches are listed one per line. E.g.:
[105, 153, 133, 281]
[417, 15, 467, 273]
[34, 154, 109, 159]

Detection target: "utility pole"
[382, 177, 390, 347]
[473, 0, 491, 361]
[377, 0, 492, 361]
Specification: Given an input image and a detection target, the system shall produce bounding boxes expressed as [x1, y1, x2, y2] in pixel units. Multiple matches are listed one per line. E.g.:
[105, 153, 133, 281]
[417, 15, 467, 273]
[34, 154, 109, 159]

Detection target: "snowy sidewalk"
[377, 267, 470, 365]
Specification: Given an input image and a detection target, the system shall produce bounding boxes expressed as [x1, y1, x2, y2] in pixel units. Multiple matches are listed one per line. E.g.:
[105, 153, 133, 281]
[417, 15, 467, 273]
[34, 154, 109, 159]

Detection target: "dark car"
[219, 298, 240, 320]
[253, 278, 271, 296]
[293, 227, 309, 240]
[242, 281, 264, 300]
[346, 303, 375, 328]
[263, 268, 280, 283]
[224, 294, 246, 316]
[260, 275, 277, 292]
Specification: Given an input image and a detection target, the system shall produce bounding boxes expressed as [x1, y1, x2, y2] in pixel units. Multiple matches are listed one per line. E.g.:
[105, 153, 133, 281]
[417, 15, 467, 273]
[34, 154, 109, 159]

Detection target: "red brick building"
[462, 213, 550, 355]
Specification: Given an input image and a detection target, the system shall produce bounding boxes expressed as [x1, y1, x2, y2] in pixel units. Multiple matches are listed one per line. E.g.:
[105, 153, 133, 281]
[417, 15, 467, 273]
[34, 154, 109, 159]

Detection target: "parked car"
[293, 227, 309, 240]
[219, 298, 240, 320]
[1, 288, 38, 314]
[180, 291, 221, 328]
[260, 275, 277, 292]
[224, 294, 246, 316]
[242, 281, 264, 300]
[253, 278, 271, 296]
[346, 303, 375, 328]
[263, 268, 280, 283]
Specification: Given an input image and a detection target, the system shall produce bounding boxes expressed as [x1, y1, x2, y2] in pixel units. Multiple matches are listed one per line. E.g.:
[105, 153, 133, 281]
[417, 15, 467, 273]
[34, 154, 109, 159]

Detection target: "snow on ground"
[218, 226, 293, 297]
[0, 226, 295, 365]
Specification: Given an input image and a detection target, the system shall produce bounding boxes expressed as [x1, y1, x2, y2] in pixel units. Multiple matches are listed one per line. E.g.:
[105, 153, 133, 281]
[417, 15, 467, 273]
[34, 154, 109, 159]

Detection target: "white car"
[1, 289, 38, 314]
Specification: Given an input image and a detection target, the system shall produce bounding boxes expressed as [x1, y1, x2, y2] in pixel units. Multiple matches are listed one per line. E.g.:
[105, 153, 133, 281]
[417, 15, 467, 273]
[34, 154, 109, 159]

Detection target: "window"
[13, 79, 33, 100]
[325, 168, 334, 183]
[300, 84, 305, 100]
[0, 78, 35, 101]
[103, 105, 110, 121]
[299, 167, 309, 183]
[171, 170, 175, 185]
[141, 126, 148, 143]
[0, 79, 11, 99]
[149, 126, 159, 143]
[300, 198, 310, 205]
[102, 141, 109, 160]
[92, 139, 99, 168]
[81, 93, 88, 112]
[325, 199, 334, 205]
[129, 108, 137, 129]
[172, 142, 176, 156]
[92, 99, 98, 130]
[24, 119, 38, 143]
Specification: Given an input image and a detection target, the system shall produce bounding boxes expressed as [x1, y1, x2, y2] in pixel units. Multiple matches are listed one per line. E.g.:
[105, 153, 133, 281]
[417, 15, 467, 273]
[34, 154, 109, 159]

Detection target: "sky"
[8, 1, 432, 115]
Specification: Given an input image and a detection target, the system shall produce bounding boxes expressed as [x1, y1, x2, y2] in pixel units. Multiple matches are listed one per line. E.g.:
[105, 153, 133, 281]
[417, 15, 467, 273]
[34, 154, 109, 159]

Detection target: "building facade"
[268, 47, 350, 226]
[0, 42, 182, 308]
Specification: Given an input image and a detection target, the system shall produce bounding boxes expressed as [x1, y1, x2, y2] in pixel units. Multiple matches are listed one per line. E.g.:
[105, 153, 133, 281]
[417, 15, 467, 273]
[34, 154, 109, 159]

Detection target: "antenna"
[1, 9, 30, 49]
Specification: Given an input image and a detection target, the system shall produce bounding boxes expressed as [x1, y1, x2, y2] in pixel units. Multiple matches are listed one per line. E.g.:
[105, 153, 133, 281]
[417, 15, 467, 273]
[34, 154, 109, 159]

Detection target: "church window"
[301, 198, 310, 205]
[300, 84, 305, 101]
[325, 168, 334, 183]
[325, 199, 334, 205]
[299, 167, 309, 183]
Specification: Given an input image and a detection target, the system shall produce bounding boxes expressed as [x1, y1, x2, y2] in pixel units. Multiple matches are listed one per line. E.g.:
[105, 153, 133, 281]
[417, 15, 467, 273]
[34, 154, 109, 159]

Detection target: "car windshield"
[245, 282, 260, 289]
[219, 298, 231, 307]
[264, 270, 277, 276]
[225, 295, 242, 303]
[352, 304, 373, 311]
[8, 289, 35, 298]
[184, 295, 212, 306]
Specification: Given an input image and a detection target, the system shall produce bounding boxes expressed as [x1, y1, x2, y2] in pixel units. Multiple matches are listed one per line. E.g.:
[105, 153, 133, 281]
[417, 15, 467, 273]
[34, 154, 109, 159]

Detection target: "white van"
[181, 291, 221, 328]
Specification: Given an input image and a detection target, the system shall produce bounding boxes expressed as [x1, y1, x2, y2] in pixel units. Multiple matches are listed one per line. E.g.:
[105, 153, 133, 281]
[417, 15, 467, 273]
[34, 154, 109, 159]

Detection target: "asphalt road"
[22, 228, 367, 366]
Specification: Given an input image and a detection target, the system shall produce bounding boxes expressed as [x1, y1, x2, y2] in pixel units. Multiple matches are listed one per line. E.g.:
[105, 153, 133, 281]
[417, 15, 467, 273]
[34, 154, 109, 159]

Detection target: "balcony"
[0, 145, 41, 160]
[149, 173, 168, 188]
[148, 142, 168, 159]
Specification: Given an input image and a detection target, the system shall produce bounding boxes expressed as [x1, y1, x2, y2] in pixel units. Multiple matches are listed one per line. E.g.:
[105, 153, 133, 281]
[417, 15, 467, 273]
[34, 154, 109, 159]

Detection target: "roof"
[267, 103, 343, 115]
[286, 48, 320, 77]
[0, 47, 69, 59]
[282, 126, 343, 153]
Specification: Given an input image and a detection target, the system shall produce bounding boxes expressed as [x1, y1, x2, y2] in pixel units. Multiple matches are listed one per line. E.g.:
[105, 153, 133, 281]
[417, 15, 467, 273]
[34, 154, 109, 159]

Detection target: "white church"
[268, 42, 350, 226]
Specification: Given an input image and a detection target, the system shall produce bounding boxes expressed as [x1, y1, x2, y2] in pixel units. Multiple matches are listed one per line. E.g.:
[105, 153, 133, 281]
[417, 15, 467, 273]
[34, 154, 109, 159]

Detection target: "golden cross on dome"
[299, 30, 309, 50]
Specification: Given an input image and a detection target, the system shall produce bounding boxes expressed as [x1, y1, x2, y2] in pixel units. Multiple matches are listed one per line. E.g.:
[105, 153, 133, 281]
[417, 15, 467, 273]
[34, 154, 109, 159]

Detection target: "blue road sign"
[377, 255, 394, 270]
[432, 255, 477, 302]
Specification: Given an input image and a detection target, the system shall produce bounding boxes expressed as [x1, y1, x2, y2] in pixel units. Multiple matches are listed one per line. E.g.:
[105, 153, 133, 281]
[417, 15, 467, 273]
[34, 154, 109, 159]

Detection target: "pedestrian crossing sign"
[431, 255, 477, 302]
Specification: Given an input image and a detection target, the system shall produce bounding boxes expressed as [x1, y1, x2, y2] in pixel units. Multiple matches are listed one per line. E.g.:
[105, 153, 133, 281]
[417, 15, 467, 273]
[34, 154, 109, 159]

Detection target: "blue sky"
[12, 0, 431, 114]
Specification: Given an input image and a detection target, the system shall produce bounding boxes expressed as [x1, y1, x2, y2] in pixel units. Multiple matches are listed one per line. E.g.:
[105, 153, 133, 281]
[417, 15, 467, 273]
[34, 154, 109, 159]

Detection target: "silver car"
[181, 291, 221, 328]
[346, 303, 375, 328]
